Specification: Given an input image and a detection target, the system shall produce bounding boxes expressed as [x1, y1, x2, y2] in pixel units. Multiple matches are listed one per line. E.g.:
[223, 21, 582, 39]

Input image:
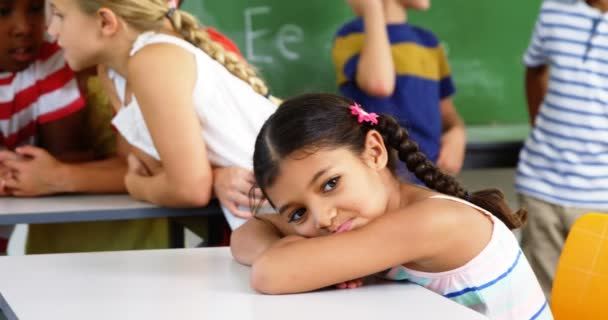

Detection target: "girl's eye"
[322, 177, 340, 193]
[50, 7, 63, 19]
[288, 208, 306, 223]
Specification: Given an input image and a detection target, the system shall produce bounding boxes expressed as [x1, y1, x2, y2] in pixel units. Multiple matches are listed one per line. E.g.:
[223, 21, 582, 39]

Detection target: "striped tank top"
[382, 195, 553, 319]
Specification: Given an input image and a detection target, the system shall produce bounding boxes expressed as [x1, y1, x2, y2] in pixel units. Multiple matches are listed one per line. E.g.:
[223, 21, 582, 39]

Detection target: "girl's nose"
[315, 206, 337, 231]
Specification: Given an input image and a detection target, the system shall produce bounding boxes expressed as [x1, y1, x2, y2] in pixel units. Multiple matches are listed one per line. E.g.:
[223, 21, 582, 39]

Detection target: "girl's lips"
[335, 219, 353, 233]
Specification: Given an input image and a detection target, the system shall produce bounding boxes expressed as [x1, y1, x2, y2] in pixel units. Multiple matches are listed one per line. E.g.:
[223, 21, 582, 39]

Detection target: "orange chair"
[551, 213, 608, 319]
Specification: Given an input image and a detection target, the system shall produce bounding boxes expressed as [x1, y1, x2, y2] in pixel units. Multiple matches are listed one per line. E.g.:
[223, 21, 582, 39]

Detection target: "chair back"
[551, 213, 608, 319]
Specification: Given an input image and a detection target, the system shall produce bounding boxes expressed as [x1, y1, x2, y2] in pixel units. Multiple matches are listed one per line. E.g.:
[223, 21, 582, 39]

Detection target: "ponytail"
[166, 10, 269, 96]
[374, 115, 527, 229]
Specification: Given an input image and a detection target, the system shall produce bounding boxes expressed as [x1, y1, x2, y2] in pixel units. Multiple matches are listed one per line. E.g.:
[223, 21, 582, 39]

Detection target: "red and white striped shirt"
[0, 40, 85, 150]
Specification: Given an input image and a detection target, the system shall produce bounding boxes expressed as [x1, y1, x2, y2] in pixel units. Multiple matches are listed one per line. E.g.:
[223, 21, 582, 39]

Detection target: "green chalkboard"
[182, 0, 540, 126]
[410, 1, 540, 125]
[182, 0, 351, 97]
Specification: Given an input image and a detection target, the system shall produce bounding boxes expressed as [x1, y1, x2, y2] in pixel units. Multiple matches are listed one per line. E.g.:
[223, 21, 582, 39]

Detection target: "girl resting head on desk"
[230, 93, 553, 320]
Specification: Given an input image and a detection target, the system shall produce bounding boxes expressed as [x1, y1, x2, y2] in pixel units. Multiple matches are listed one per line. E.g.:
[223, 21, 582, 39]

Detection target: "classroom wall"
[182, 0, 541, 127]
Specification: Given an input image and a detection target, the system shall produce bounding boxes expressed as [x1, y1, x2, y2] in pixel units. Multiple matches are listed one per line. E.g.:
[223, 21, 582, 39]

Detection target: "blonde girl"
[47, 0, 276, 228]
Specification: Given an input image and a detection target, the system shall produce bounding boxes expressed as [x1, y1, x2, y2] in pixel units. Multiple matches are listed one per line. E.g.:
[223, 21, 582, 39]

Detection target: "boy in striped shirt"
[517, 0, 608, 299]
[0, 0, 87, 253]
[331, 0, 466, 178]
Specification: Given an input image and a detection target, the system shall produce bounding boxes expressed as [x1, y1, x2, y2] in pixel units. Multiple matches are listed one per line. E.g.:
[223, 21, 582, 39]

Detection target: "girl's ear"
[97, 8, 120, 36]
[362, 130, 389, 171]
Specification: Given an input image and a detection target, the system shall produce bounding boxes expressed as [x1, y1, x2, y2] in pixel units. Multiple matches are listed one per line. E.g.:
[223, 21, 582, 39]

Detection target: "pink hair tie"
[349, 103, 378, 125]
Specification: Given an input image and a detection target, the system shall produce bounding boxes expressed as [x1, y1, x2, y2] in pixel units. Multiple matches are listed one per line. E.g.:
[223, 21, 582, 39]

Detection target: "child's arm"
[125, 44, 213, 207]
[250, 200, 460, 294]
[349, 0, 395, 97]
[0, 137, 128, 196]
[230, 214, 297, 266]
[525, 65, 549, 126]
[436, 97, 466, 175]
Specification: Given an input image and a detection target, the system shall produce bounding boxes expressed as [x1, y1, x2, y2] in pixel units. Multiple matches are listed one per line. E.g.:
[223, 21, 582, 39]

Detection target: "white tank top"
[383, 195, 552, 319]
[110, 32, 277, 229]
[110, 31, 276, 168]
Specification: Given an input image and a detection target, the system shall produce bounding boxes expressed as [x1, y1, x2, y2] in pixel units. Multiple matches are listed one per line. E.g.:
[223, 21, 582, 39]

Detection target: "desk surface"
[0, 248, 487, 320]
[0, 195, 221, 225]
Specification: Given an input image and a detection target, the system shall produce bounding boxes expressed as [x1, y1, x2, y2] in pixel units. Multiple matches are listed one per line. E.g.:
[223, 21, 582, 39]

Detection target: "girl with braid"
[47, 0, 276, 229]
[231, 93, 552, 319]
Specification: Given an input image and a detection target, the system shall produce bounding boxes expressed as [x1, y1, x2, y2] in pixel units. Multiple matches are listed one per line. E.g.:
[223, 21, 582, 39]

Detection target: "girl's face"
[47, 0, 101, 71]
[0, 0, 45, 72]
[264, 135, 393, 238]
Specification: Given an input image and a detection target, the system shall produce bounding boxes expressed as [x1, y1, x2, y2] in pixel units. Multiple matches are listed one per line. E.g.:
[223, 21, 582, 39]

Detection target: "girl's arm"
[436, 97, 466, 175]
[126, 44, 213, 207]
[250, 200, 461, 295]
[230, 213, 298, 266]
[349, 0, 395, 97]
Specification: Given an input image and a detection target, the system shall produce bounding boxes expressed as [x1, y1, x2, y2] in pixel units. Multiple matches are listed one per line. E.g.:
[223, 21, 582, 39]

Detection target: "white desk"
[0, 195, 221, 225]
[0, 247, 487, 320]
[0, 195, 224, 247]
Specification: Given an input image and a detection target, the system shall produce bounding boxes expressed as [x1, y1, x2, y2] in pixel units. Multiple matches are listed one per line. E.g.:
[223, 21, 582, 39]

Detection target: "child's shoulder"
[540, 0, 580, 10]
[406, 24, 441, 47]
[335, 17, 364, 38]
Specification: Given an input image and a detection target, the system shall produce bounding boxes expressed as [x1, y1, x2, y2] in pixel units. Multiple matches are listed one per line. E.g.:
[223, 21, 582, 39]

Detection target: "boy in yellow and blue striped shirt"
[332, 0, 466, 177]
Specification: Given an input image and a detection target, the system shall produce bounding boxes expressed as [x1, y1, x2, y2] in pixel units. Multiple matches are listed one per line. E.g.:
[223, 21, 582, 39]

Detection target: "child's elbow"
[250, 259, 287, 295]
[174, 178, 213, 207]
[230, 228, 252, 266]
[360, 80, 395, 98]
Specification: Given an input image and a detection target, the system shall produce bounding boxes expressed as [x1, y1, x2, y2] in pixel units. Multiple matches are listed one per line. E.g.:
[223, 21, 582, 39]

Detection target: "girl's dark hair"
[253, 93, 526, 229]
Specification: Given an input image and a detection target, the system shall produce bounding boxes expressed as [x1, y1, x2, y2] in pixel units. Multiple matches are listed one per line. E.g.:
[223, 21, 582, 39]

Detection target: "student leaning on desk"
[0, 0, 169, 254]
[0, 0, 147, 254]
[0, 0, 257, 253]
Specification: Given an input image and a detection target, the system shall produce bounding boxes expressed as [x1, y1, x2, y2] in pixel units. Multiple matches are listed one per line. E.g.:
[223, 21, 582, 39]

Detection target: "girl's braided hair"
[253, 93, 526, 229]
[77, 0, 268, 96]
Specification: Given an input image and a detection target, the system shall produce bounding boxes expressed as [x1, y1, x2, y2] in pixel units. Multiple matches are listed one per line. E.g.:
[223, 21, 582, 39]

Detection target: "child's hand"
[127, 153, 152, 177]
[213, 166, 266, 219]
[0, 146, 64, 196]
[336, 278, 364, 289]
[437, 130, 466, 176]
[0, 150, 18, 195]
[345, 0, 383, 16]
[123, 153, 154, 201]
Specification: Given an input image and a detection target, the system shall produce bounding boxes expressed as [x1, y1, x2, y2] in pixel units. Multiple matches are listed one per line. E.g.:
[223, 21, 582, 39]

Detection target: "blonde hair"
[77, 0, 269, 96]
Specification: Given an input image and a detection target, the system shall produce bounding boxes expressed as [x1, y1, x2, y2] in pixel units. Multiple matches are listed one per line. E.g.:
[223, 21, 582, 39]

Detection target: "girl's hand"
[336, 278, 364, 289]
[124, 153, 152, 201]
[213, 166, 266, 219]
[127, 153, 152, 177]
